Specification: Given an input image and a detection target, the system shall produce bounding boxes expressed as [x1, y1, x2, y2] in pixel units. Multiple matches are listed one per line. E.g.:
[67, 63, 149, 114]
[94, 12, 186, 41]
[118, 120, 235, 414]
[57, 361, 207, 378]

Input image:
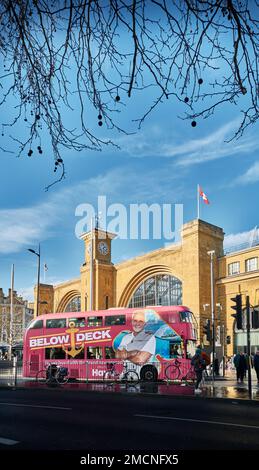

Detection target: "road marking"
[0, 402, 71, 411]
[0, 437, 19, 446]
[135, 414, 259, 430]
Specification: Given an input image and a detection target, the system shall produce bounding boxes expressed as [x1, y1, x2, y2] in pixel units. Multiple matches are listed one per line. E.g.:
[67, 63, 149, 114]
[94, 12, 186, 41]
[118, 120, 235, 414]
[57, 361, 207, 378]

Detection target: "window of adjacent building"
[228, 262, 240, 276]
[87, 316, 102, 327]
[245, 257, 258, 272]
[68, 317, 85, 327]
[105, 315, 126, 326]
[46, 319, 66, 328]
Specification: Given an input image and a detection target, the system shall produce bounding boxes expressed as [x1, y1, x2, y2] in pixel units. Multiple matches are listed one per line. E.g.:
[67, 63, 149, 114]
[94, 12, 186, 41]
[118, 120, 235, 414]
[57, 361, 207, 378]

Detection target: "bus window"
[87, 316, 102, 327]
[87, 347, 102, 359]
[169, 343, 183, 358]
[45, 347, 66, 359]
[28, 319, 43, 329]
[69, 317, 85, 327]
[105, 315, 126, 326]
[46, 319, 66, 329]
[105, 347, 116, 359]
[180, 311, 192, 323]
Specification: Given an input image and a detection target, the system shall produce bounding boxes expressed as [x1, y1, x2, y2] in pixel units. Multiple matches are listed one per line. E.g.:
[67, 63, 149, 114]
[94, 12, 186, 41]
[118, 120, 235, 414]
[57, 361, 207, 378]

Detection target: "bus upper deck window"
[180, 311, 192, 323]
[28, 319, 43, 329]
[87, 316, 102, 327]
[46, 319, 66, 328]
[69, 318, 85, 327]
[105, 315, 126, 326]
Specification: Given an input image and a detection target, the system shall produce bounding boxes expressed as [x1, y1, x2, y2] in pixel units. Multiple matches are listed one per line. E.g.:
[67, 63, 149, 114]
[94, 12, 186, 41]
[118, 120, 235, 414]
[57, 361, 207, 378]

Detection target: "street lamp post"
[208, 250, 215, 384]
[216, 302, 224, 376]
[28, 244, 41, 318]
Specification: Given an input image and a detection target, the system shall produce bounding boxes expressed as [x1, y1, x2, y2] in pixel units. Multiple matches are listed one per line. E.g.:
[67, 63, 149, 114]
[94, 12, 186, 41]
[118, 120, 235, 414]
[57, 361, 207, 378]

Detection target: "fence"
[0, 357, 22, 388]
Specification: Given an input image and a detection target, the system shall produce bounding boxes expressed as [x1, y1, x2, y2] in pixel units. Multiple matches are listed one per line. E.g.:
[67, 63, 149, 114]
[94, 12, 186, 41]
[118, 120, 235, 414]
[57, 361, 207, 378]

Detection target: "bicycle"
[165, 358, 182, 381]
[103, 362, 139, 385]
[200, 366, 212, 386]
[165, 359, 195, 385]
[36, 364, 69, 385]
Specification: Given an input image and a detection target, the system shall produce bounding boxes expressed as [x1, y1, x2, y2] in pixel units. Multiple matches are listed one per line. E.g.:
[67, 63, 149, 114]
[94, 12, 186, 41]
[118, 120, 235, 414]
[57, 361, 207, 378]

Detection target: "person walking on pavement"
[234, 351, 247, 383]
[191, 347, 206, 394]
[253, 350, 259, 384]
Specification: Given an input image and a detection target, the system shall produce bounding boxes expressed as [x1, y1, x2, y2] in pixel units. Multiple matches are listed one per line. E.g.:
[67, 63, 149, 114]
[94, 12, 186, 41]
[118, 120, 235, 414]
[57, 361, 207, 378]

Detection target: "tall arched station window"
[65, 296, 81, 312]
[128, 274, 182, 308]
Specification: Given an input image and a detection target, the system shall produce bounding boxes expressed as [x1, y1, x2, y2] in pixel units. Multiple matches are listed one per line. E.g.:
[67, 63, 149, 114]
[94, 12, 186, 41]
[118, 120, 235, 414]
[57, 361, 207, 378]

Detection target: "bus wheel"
[140, 365, 158, 382]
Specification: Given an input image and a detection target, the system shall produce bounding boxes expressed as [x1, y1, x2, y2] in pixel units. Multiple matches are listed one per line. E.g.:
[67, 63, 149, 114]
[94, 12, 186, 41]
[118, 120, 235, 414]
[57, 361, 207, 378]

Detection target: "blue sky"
[0, 11, 259, 301]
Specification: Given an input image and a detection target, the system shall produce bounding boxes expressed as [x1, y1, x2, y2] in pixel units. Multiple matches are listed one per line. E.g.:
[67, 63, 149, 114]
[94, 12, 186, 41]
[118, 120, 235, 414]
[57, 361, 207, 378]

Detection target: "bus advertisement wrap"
[23, 306, 197, 381]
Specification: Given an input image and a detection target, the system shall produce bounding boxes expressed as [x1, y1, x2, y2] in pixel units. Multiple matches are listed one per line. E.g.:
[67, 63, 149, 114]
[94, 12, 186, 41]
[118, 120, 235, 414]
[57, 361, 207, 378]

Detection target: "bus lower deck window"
[87, 347, 102, 359]
[45, 347, 66, 360]
[105, 347, 115, 359]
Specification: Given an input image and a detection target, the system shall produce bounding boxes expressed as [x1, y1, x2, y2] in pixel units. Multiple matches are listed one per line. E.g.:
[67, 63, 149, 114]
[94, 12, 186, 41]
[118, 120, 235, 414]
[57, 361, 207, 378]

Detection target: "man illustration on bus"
[115, 310, 156, 365]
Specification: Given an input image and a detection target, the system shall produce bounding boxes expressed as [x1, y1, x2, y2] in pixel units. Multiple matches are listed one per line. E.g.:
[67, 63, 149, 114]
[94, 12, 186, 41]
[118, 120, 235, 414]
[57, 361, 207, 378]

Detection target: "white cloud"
[0, 165, 185, 254]
[232, 161, 259, 186]
[0, 202, 61, 254]
[224, 227, 259, 251]
[19, 277, 66, 302]
[113, 119, 259, 167]
[18, 286, 34, 302]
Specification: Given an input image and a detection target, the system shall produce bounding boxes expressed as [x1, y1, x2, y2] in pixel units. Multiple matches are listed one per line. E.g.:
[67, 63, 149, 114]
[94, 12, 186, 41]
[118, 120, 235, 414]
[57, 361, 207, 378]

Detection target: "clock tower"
[80, 228, 116, 311]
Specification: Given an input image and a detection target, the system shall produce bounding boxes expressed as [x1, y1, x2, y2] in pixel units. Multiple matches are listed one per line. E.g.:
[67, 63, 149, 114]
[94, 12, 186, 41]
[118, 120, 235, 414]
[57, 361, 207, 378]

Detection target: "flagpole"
[197, 184, 200, 220]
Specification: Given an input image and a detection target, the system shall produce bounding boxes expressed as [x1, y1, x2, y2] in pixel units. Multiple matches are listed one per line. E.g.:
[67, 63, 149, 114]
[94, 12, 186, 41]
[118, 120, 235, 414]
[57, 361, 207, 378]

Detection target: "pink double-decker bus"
[23, 305, 197, 382]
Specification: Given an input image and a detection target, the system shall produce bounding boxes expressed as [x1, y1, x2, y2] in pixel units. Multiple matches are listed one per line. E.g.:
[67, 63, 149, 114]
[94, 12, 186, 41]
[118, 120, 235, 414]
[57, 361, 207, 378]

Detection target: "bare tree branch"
[0, 0, 257, 188]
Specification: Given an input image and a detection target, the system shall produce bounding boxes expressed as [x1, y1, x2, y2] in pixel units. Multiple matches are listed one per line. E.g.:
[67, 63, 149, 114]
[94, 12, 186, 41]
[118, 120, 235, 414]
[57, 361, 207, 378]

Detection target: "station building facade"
[36, 219, 259, 356]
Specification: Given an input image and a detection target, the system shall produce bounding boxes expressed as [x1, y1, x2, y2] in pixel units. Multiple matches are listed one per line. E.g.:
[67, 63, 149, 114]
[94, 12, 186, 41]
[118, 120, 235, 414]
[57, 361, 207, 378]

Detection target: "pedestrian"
[253, 350, 259, 384]
[213, 357, 220, 376]
[234, 351, 247, 383]
[191, 347, 206, 394]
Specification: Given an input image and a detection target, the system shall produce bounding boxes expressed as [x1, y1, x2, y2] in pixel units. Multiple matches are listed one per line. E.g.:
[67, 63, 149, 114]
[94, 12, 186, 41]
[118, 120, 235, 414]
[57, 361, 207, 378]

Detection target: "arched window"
[65, 296, 81, 312]
[128, 274, 182, 308]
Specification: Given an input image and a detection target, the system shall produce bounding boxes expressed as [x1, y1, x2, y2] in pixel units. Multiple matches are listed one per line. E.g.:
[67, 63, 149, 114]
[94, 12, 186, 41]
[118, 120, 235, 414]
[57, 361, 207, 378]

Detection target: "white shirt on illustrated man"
[115, 310, 156, 366]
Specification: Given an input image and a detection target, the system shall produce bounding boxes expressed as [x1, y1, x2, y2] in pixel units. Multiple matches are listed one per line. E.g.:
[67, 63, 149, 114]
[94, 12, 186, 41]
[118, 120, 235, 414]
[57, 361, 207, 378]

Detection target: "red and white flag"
[199, 185, 210, 205]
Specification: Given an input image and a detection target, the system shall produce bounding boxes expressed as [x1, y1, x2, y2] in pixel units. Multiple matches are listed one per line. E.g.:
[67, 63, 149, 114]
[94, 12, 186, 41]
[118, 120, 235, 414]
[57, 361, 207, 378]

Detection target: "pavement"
[1, 368, 259, 402]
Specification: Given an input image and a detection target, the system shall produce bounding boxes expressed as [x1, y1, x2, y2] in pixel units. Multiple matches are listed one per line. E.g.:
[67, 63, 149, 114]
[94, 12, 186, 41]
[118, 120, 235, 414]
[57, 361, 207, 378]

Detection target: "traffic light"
[226, 335, 231, 345]
[203, 319, 211, 342]
[252, 310, 259, 329]
[231, 294, 243, 329]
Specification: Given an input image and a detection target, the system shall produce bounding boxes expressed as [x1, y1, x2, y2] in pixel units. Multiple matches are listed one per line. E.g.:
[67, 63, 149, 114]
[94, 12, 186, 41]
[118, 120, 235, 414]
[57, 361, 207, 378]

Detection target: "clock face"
[98, 241, 109, 255]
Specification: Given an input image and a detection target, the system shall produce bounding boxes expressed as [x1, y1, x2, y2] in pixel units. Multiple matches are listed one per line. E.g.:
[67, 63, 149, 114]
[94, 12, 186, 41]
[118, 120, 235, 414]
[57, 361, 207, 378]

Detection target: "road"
[0, 387, 259, 454]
